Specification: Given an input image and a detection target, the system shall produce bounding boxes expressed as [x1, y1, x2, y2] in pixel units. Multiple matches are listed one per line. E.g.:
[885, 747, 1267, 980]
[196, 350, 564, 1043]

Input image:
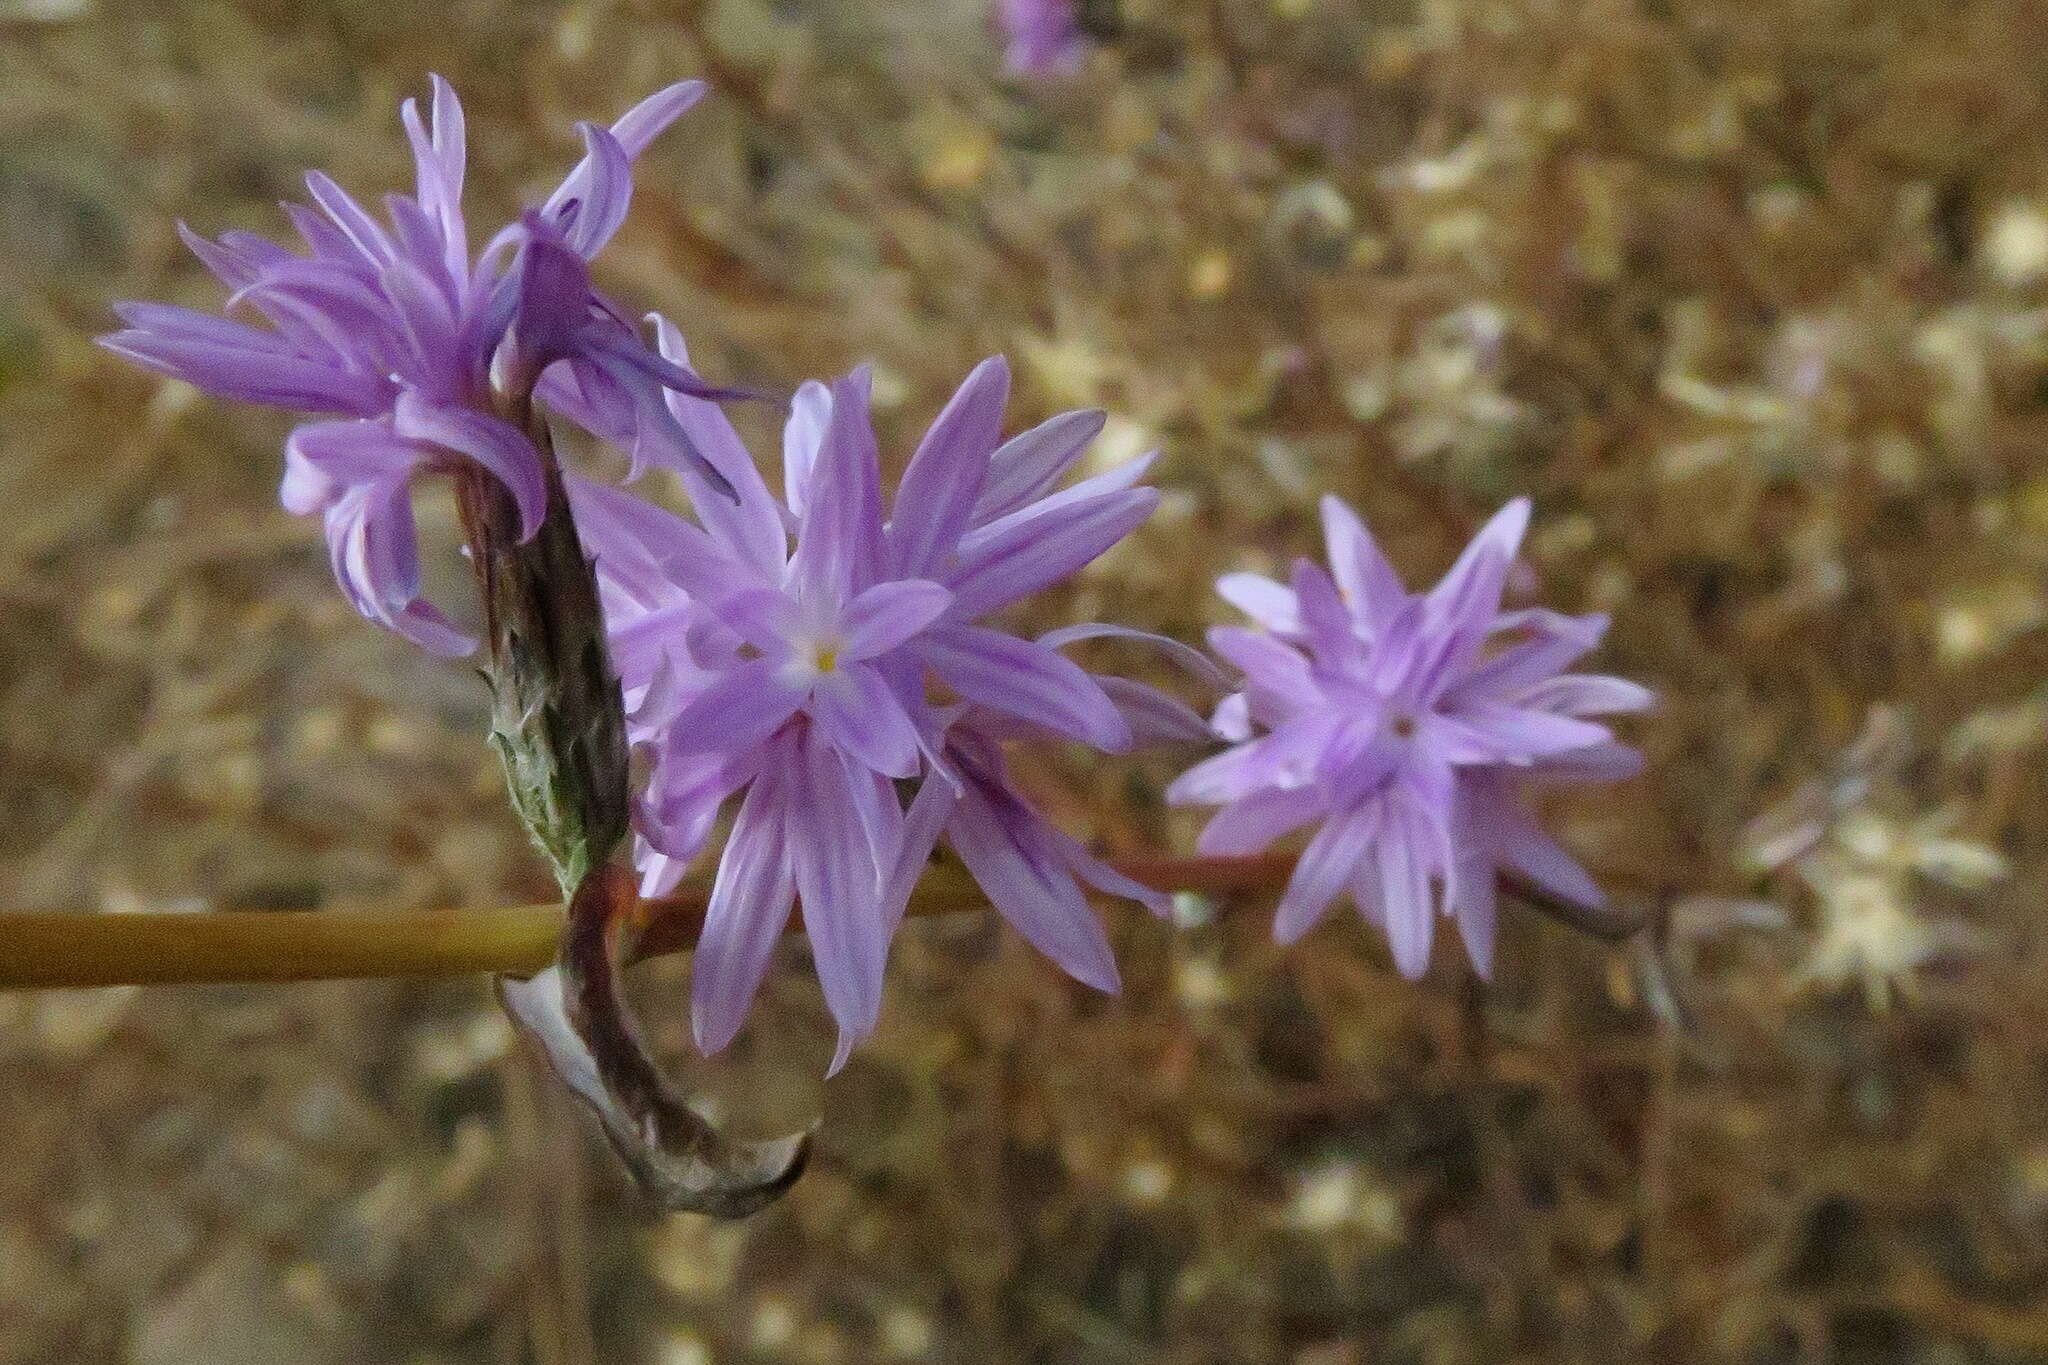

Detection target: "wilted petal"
[392, 392, 548, 540]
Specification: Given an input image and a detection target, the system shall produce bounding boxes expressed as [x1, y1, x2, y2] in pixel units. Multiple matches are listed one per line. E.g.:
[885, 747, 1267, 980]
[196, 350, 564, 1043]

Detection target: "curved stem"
[0, 855, 1647, 991]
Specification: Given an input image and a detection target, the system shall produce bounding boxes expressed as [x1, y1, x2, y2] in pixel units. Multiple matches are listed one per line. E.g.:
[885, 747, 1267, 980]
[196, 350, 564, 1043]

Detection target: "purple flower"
[101, 77, 737, 655]
[996, 0, 1087, 75]
[584, 355, 1189, 1070]
[1168, 497, 1651, 978]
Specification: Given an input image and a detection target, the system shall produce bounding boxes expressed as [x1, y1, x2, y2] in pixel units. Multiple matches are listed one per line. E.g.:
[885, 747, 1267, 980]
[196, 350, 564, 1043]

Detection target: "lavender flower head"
[996, 0, 1087, 75]
[100, 76, 737, 656]
[1168, 497, 1652, 978]
[574, 353, 1196, 1071]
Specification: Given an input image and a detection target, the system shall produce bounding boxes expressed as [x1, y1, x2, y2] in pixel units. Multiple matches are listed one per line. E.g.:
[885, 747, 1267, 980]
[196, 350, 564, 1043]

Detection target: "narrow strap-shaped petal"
[1448, 788, 1498, 978]
[1525, 740, 1644, 784]
[1415, 497, 1531, 695]
[1274, 803, 1375, 944]
[1206, 625, 1322, 723]
[971, 408, 1105, 524]
[391, 392, 548, 541]
[1196, 785, 1327, 858]
[1291, 559, 1364, 673]
[792, 730, 892, 1074]
[541, 82, 707, 255]
[508, 220, 593, 376]
[889, 355, 1007, 576]
[922, 626, 1131, 751]
[842, 579, 951, 661]
[945, 766, 1121, 992]
[1319, 495, 1407, 634]
[1048, 826, 1172, 917]
[663, 657, 807, 758]
[280, 417, 422, 516]
[322, 478, 474, 657]
[1510, 673, 1655, 717]
[1037, 622, 1236, 694]
[1471, 782, 1606, 908]
[699, 587, 800, 657]
[812, 663, 922, 779]
[1215, 572, 1302, 636]
[97, 327, 387, 416]
[691, 750, 796, 1054]
[1447, 611, 1607, 704]
[789, 367, 882, 602]
[944, 486, 1158, 620]
[782, 381, 831, 524]
[640, 746, 756, 860]
[882, 773, 959, 932]
[651, 316, 787, 578]
[1096, 677, 1213, 744]
[303, 171, 397, 270]
[1372, 798, 1438, 977]
[1426, 702, 1613, 766]
[559, 123, 634, 259]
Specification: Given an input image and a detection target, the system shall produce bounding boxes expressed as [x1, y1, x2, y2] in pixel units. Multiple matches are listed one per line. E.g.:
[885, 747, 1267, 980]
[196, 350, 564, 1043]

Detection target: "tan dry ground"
[5, 1, 2048, 1361]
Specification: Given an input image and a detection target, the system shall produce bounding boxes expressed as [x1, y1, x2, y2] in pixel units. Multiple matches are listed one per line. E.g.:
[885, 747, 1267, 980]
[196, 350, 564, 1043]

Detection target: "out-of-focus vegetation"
[5, 0, 2048, 1360]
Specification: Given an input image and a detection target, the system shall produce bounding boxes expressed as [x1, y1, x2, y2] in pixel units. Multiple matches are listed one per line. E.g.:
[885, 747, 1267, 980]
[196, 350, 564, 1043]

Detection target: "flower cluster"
[104, 75, 1653, 1077]
[1169, 497, 1651, 977]
[100, 77, 737, 656]
[573, 354, 1197, 1070]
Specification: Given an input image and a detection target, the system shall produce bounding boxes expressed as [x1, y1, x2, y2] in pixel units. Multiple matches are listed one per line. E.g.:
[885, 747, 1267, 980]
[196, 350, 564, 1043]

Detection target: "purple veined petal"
[1097, 676, 1214, 744]
[782, 380, 831, 525]
[663, 656, 807, 758]
[321, 477, 475, 656]
[812, 663, 922, 779]
[98, 327, 387, 416]
[791, 729, 892, 1075]
[965, 448, 1156, 544]
[1164, 709, 1342, 805]
[692, 749, 798, 1055]
[1319, 495, 1408, 634]
[1372, 798, 1438, 978]
[1510, 673, 1656, 718]
[835, 748, 907, 886]
[1469, 779, 1605, 909]
[650, 315, 787, 578]
[700, 587, 800, 658]
[557, 123, 634, 259]
[109, 300, 302, 356]
[377, 255, 468, 392]
[1448, 611, 1607, 704]
[390, 392, 548, 541]
[608, 602, 696, 695]
[280, 199, 360, 263]
[1414, 497, 1531, 694]
[280, 417, 421, 516]
[944, 486, 1158, 620]
[1206, 626, 1322, 724]
[971, 408, 1105, 524]
[637, 837, 689, 899]
[842, 579, 952, 661]
[944, 766, 1121, 993]
[788, 367, 883, 603]
[1048, 825, 1172, 917]
[1211, 691, 1252, 742]
[509, 221, 593, 377]
[566, 474, 763, 605]
[921, 626, 1131, 751]
[882, 773, 959, 932]
[1216, 572, 1302, 636]
[1196, 784, 1327, 858]
[177, 223, 269, 290]
[567, 337, 742, 501]
[543, 81, 708, 239]
[1426, 702, 1613, 766]
[1291, 559, 1364, 672]
[1036, 622, 1236, 695]
[889, 355, 1007, 577]
[536, 355, 637, 452]
[1527, 740, 1645, 784]
[641, 746, 756, 860]
[303, 171, 397, 271]
[1273, 803, 1375, 944]
[1447, 791, 1498, 978]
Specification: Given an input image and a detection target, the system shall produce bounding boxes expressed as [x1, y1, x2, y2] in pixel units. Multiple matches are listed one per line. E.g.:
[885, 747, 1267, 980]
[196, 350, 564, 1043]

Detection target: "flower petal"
[782, 381, 831, 523]
[1319, 495, 1407, 634]
[391, 392, 549, 541]
[813, 663, 922, 779]
[651, 315, 787, 578]
[1274, 803, 1375, 944]
[945, 486, 1157, 619]
[971, 408, 1105, 523]
[664, 657, 806, 757]
[922, 626, 1131, 751]
[788, 367, 883, 602]
[692, 752, 797, 1054]
[1196, 785, 1326, 858]
[1216, 572, 1302, 636]
[889, 355, 1006, 576]
[792, 731, 892, 1074]
[842, 579, 952, 661]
